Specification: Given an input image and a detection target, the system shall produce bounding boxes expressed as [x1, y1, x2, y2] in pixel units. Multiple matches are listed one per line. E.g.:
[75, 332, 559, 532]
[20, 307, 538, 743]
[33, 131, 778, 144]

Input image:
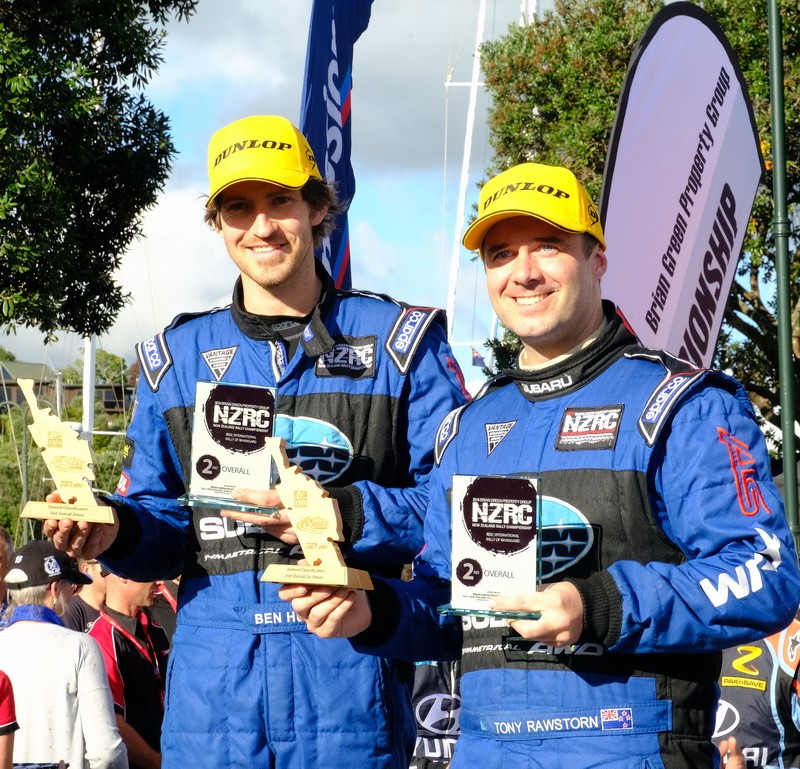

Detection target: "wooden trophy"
[260, 437, 373, 590]
[16, 378, 114, 523]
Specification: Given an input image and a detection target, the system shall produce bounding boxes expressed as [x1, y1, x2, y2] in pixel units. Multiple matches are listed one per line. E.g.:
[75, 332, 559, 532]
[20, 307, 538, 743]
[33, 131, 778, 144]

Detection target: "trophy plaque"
[16, 378, 115, 523]
[178, 381, 280, 516]
[438, 474, 541, 620]
[261, 437, 373, 590]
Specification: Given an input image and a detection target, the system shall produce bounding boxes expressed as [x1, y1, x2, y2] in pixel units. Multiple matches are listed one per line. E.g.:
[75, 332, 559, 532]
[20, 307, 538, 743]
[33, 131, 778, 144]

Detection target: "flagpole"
[445, 0, 488, 339]
[767, 0, 800, 547]
[767, 0, 798, 548]
[82, 336, 96, 448]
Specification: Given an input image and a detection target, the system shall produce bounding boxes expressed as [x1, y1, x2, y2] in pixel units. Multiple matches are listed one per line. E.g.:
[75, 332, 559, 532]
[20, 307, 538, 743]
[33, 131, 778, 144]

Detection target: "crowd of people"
[0, 535, 176, 769]
[0, 115, 798, 768]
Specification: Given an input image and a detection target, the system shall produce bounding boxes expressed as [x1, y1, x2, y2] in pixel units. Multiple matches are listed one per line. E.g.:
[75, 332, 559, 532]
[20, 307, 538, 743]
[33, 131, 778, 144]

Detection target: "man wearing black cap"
[42, 115, 468, 769]
[0, 540, 127, 768]
[281, 161, 800, 769]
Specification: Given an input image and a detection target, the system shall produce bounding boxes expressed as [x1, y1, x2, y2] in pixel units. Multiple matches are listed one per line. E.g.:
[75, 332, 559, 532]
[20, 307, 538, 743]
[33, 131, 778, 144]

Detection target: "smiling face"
[482, 216, 607, 366]
[215, 180, 328, 316]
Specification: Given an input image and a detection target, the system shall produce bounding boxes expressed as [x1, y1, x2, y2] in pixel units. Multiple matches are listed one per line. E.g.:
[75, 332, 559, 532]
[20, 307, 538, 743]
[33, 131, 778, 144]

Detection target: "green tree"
[61, 349, 129, 385]
[480, 0, 800, 449]
[483, 325, 522, 373]
[0, 403, 48, 539]
[0, 346, 15, 361]
[0, 0, 197, 338]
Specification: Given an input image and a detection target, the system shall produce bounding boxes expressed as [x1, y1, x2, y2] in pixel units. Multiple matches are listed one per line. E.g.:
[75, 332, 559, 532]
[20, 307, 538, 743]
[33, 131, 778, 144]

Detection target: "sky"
[2, 0, 551, 392]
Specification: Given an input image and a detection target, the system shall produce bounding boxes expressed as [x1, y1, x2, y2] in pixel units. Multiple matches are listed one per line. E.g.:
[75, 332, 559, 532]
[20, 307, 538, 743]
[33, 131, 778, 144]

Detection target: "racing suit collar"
[507, 301, 638, 401]
[230, 260, 338, 356]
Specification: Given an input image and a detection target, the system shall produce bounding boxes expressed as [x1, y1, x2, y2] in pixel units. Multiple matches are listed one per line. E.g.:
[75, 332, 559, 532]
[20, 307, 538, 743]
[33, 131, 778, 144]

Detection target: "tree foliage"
[0, 0, 197, 339]
[480, 0, 800, 447]
[61, 349, 131, 385]
[483, 325, 522, 373]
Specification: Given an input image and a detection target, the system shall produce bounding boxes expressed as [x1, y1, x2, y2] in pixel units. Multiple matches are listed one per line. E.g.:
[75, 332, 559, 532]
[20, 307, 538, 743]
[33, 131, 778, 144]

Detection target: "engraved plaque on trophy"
[16, 378, 115, 523]
[438, 474, 541, 619]
[260, 437, 373, 590]
[178, 381, 280, 516]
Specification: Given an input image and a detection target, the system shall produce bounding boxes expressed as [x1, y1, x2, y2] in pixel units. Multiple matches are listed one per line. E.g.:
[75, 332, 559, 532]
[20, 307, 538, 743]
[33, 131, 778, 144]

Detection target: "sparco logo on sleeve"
[386, 307, 438, 374]
[434, 405, 467, 466]
[638, 370, 702, 445]
[136, 332, 173, 391]
[556, 406, 623, 451]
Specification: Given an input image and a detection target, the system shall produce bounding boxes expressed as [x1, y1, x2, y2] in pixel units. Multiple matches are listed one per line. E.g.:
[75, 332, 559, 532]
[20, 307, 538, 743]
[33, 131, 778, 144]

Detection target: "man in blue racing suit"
[44, 115, 468, 768]
[282, 162, 800, 769]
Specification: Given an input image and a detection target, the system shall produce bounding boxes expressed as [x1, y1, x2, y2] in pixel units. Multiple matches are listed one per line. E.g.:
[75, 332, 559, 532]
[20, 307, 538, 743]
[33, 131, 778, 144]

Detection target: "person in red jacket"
[89, 574, 168, 769]
[0, 670, 18, 769]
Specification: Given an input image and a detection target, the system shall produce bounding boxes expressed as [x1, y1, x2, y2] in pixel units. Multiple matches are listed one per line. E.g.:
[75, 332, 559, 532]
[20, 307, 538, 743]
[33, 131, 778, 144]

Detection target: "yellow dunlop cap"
[206, 115, 322, 207]
[462, 162, 606, 252]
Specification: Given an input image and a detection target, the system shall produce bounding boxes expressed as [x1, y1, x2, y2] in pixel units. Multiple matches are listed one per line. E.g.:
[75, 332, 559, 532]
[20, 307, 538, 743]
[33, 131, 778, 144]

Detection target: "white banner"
[600, 2, 763, 367]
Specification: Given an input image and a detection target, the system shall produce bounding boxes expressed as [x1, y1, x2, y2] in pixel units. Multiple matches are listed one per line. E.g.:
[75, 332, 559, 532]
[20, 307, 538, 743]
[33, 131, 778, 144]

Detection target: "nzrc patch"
[556, 405, 623, 451]
[316, 336, 376, 379]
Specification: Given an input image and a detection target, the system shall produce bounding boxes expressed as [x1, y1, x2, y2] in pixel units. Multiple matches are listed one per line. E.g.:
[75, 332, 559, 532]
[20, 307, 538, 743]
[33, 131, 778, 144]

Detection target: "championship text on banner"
[300, 0, 374, 290]
[599, 2, 763, 368]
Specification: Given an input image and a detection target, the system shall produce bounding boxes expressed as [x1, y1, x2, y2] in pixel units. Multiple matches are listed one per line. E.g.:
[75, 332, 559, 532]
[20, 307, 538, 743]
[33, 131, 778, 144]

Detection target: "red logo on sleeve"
[115, 471, 130, 496]
[717, 428, 772, 516]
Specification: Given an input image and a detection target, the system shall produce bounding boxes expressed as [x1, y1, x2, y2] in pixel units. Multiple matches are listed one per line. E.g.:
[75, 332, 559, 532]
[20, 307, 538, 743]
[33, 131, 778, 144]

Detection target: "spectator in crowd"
[0, 669, 17, 769]
[63, 559, 108, 633]
[282, 162, 800, 768]
[714, 608, 800, 767]
[43, 114, 468, 768]
[89, 574, 168, 769]
[0, 540, 127, 769]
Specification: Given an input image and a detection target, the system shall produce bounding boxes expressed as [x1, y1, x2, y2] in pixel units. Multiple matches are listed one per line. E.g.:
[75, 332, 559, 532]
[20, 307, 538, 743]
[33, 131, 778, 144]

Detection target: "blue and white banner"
[600, 2, 763, 367]
[300, 0, 374, 289]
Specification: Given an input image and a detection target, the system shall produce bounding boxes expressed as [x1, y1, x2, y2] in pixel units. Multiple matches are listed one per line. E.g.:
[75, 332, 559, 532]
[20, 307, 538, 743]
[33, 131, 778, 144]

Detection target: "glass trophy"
[178, 381, 280, 516]
[438, 474, 542, 620]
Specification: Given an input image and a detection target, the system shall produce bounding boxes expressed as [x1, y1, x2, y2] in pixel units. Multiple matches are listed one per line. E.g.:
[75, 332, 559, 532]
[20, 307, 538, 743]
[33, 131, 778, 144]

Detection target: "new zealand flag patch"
[600, 708, 633, 731]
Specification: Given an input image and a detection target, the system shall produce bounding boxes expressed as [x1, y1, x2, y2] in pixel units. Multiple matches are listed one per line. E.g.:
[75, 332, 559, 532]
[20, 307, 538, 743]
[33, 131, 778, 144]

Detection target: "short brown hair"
[582, 232, 601, 258]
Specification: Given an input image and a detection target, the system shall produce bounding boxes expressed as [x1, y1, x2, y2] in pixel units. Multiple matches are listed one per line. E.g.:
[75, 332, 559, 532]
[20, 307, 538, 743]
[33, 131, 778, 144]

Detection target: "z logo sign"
[731, 645, 761, 675]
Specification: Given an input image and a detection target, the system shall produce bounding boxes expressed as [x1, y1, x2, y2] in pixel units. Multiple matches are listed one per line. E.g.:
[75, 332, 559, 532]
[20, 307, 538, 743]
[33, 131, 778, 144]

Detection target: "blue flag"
[471, 347, 487, 369]
[300, 0, 374, 289]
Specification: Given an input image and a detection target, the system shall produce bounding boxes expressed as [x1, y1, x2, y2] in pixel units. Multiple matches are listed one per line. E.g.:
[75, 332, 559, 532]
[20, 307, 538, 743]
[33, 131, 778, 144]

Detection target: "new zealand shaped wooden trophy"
[17, 378, 115, 523]
[260, 437, 373, 590]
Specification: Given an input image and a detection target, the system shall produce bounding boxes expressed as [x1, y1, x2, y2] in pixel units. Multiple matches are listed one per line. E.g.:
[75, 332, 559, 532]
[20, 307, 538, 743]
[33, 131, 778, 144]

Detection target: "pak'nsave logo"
[273, 415, 352, 483]
[539, 497, 593, 579]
